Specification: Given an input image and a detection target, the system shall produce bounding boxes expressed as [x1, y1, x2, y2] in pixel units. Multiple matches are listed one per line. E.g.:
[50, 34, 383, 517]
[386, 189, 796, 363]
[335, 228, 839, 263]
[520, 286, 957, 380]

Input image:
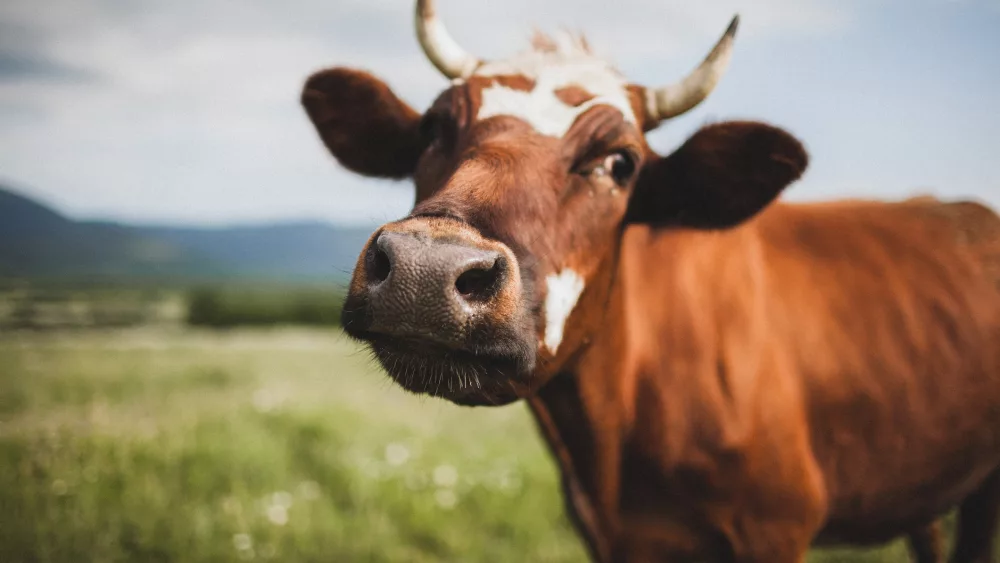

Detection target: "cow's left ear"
[301, 67, 426, 179]
[624, 121, 808, 229]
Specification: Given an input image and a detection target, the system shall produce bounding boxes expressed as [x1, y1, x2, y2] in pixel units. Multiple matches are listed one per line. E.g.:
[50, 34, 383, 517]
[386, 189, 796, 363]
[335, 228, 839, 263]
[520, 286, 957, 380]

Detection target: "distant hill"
[134, 222, 372, 282]
[0, 185, 375, 284]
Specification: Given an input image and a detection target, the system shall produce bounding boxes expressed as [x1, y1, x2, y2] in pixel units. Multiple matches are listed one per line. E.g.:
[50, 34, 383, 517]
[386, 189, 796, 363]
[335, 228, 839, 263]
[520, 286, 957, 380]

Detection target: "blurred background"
[1, 0, 997, 561]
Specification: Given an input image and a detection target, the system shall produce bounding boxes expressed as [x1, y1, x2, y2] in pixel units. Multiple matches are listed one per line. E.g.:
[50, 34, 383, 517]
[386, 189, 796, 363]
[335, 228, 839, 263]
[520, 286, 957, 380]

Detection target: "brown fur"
[486, 74, 537, 92]
[301, 69, 425, 178]
[555, 85, 596, 107]
[531, 30, 592, 54]
[301, 58, 1000, 563]
[533, 195, 1000, 562]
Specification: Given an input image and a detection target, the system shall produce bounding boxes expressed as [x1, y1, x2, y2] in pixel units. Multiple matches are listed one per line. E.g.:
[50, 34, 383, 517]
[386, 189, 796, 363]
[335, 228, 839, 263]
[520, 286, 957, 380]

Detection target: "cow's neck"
[525, 225, 639, 561]
[526, 222, 768, 560]
[527, 373, 610, 561]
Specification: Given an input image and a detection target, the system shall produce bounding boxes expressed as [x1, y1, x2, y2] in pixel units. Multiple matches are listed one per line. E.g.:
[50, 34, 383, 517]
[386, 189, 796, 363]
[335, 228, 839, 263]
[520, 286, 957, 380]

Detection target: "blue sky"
[0, 0, 997, 227]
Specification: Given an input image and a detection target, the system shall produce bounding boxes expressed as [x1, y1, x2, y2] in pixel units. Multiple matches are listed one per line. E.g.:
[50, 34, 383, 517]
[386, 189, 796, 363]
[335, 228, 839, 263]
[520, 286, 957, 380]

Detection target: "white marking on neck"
[543, 269, 586, 355]
[473, 45, 636, 138]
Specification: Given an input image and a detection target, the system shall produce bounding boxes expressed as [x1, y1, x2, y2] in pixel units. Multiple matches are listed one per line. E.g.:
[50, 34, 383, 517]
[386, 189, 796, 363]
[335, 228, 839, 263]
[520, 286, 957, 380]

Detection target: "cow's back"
[756, 197, 1000, 544]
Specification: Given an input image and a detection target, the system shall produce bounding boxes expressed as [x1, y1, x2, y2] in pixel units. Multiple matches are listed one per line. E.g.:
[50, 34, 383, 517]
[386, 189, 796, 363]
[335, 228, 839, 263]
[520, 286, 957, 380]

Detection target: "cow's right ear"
[625, 121, 808, 229]
[301, 68, 426, 179]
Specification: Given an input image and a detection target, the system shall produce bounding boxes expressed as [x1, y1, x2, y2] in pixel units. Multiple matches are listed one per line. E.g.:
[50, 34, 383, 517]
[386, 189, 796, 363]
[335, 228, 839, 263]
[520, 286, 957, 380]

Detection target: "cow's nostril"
[455, 258, 504, 301]
[369, 245, 392, 283]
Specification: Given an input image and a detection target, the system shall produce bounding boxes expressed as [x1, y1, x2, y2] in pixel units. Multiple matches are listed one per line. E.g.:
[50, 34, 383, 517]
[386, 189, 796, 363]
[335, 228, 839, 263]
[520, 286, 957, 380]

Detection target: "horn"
[415, 0, 482, 79]
[646, 15, 740, 122]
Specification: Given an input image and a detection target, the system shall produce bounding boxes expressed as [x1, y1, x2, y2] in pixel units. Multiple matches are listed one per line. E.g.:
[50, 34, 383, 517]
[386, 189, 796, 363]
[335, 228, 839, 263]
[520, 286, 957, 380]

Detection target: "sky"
[0, 0, 997, 227]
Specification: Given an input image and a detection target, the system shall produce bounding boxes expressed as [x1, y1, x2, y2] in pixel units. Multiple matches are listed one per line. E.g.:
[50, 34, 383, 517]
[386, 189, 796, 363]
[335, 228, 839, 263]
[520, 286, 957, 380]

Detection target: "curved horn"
[646, 15, 740, 122]
[415, 0, 482, 79]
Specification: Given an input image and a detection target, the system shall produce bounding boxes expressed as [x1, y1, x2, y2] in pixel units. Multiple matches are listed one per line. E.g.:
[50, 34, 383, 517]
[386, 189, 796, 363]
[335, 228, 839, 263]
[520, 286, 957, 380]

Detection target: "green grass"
[0, 327, 585, 562]
[185, 286, 344, 328]
[0, 326, 941, 562]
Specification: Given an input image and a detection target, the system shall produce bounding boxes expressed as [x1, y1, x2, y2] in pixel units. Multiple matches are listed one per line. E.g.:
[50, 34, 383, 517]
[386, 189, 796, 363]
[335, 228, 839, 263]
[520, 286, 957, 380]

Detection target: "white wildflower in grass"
[499, 469, 523, 493]
[267, 504, 289, 526]
[432, 464, 458, 488]
[357, 457, 381, 479]
[232, 533, 252, 551]
[252, 388, 284, 413]
[271, 491, 293, 509]
[434, 489, 458, 510]
[221, 497, 242, 515]
[51, 479, 68, 496]
[384, 442, 410, 466]
[297, 480, 321, 501]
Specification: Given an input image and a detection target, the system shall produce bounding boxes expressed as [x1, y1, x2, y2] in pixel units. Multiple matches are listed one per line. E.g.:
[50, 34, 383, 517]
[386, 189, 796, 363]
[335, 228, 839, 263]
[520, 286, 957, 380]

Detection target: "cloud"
[0, 0, 449, 225]
[0, 52, 95, 82]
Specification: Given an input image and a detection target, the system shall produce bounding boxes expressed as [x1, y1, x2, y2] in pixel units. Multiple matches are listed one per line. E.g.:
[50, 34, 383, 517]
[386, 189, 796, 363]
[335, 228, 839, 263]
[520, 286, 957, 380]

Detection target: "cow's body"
[301, 2, 1000, 560]
[529, 198, 1000, 561]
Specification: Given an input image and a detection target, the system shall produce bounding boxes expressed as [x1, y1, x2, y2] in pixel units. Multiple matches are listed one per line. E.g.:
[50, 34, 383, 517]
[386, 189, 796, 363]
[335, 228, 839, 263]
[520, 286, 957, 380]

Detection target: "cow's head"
[302, 0, 808, 406]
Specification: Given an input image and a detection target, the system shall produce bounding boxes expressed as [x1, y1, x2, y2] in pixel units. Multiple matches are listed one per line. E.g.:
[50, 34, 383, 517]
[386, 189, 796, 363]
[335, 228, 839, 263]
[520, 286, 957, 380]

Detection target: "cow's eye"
[597, 152, 636, 185]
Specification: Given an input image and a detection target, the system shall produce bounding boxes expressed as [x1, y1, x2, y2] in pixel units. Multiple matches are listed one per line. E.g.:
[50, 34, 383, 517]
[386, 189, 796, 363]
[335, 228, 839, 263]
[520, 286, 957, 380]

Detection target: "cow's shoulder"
[757, 197, 998, 262]
[905, 197, 1000, 286]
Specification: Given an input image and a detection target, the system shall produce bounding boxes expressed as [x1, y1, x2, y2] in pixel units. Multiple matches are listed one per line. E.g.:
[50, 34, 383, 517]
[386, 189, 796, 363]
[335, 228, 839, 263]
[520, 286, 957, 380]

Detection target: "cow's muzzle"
[341, 217, 536, 405]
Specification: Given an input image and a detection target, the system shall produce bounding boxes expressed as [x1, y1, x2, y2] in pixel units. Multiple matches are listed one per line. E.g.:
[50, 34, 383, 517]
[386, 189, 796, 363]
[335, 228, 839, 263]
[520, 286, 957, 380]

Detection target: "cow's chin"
[362, 336, 534, 407]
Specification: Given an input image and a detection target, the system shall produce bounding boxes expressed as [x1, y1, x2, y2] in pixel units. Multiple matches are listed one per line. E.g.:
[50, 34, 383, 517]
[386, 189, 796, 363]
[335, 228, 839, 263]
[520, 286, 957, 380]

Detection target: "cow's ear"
[625, 121, 808, 229]
[301, 68, 426, 179]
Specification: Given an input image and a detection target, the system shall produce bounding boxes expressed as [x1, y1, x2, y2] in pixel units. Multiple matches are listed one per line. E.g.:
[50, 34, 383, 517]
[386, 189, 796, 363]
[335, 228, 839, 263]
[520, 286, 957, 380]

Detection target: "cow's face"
[302, 1, 808, 406]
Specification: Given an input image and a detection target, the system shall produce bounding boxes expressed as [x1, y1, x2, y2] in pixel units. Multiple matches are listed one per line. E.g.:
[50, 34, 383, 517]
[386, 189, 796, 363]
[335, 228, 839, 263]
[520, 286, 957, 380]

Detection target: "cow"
[300, 1, 1000, 561]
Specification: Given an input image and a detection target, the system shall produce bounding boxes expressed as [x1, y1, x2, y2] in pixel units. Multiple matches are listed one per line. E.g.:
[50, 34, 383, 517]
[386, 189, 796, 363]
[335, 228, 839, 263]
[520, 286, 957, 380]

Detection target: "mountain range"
[0, 185, 376, 284]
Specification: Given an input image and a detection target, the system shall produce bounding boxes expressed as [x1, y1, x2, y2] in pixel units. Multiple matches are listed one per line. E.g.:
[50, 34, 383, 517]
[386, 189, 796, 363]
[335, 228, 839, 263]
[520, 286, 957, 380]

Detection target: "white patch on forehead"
[543, 269, 586, 355]
[473, 41, 636, 138]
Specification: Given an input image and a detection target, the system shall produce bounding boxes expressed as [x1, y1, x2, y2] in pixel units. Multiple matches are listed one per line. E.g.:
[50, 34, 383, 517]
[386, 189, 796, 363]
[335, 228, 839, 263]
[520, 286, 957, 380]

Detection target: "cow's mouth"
[357, 333, 532, 406]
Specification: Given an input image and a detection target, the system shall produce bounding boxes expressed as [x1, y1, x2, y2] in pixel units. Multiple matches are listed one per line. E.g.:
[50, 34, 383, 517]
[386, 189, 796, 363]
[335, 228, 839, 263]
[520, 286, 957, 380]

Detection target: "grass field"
[0, 326, 930, 562]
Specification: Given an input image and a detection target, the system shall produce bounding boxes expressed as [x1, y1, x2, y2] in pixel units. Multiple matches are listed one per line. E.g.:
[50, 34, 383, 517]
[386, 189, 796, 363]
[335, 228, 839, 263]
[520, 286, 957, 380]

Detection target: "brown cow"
[300, 1, 1000, 561]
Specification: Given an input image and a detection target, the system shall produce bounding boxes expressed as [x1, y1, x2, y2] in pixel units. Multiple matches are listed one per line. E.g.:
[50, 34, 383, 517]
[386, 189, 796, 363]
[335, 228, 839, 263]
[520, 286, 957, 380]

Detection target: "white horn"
[415, 0, 482, 79]
[646, 15, 740, 122]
